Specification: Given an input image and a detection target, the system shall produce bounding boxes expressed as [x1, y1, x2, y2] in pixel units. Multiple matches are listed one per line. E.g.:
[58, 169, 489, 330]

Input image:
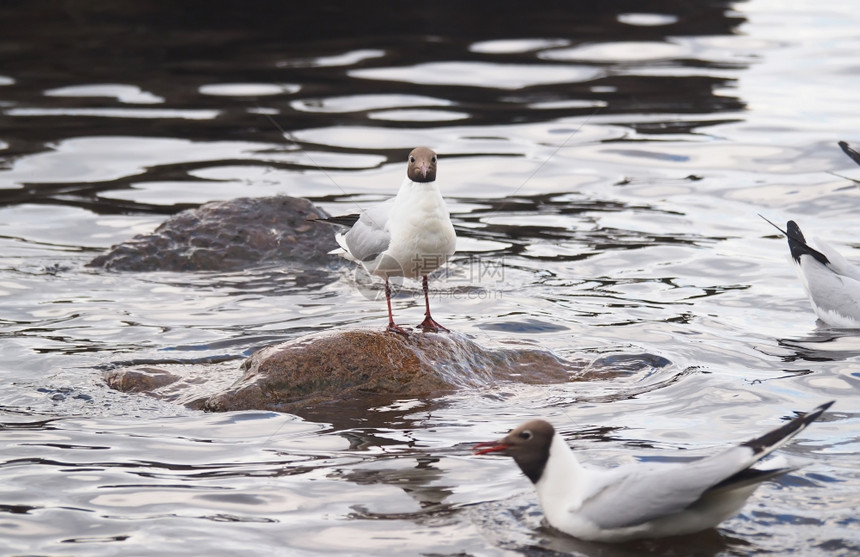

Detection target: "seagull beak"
[474, 440, 510, 455]
[420, 163, 428, 178]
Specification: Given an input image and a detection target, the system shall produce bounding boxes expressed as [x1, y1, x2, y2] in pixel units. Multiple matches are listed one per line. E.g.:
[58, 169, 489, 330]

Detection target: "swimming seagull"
[474, 401, 834, 542]
[761, 215, 860, 328]
[321, 147, 456, 334]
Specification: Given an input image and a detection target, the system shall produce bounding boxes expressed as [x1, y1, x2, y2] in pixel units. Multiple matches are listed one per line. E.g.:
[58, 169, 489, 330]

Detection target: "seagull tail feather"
[758, 215, 830, 266]
[740, 401, 834, 461]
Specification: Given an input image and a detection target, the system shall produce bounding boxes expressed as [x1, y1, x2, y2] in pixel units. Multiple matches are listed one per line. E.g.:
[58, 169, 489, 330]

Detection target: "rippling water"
[1, 1, 859, 555]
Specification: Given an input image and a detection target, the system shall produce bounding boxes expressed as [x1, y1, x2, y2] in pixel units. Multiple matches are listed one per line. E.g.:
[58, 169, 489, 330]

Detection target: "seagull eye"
[519, 430, 533, 440]
[409, 156, 415, 163]
[431, 156, 437, 163]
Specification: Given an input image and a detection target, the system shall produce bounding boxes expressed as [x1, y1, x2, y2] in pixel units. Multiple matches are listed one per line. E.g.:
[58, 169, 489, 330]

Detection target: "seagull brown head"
[475, 419, 555, 484]
[406, 146, 437, 183]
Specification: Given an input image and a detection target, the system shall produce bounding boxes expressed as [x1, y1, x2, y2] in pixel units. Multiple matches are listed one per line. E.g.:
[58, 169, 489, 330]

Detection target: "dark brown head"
[474, 419, 555, 484]
[406, 147, 437, 183]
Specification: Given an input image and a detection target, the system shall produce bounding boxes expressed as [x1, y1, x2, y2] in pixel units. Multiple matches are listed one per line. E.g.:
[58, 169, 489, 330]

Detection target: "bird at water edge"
[761, 215, 860, 328]
[320, 147, 456, 335]
[474, 401, 834, 542]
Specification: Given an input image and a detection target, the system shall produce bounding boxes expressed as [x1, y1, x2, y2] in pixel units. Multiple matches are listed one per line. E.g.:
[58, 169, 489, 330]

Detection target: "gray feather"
[342, 201, 392, 262]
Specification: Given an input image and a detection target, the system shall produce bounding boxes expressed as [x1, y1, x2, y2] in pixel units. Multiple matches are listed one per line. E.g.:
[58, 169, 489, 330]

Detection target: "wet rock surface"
[106, 329, 601, 414]
[88, 195, 337, 271]
[203, 329, 586, 412]
[105, 366, 180, 393]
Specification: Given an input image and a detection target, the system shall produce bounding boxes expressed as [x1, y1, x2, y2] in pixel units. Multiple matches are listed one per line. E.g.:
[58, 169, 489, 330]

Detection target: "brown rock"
[201, 329, 585, 413]
[105, 360, 242, 408]
[104, 330, 672, 423]
[105, 367, 180, 393]
[88, 195, 338, 271]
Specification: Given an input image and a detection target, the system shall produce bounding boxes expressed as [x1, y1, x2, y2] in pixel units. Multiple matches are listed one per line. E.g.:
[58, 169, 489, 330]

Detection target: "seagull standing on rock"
[323, 147, 456, 335]
[761, 216, 860, 328]
[475, 401, 834, 542]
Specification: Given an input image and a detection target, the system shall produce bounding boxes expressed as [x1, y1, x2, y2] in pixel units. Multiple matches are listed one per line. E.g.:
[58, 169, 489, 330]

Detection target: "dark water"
[1, 1, 859, 555]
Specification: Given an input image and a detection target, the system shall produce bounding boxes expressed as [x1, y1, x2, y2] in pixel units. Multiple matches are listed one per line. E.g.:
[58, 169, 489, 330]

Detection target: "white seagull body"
[475, 401, 833, 542]
[324, 147, 456, 333]
[762, 216, 860, 328]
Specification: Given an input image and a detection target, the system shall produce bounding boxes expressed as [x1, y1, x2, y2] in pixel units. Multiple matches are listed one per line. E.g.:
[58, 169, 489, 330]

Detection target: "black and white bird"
[761, 216, 860, 328]
[474, 401, 833, 542]
[321, 147, 456, 334]
[838, 140, 860, 167]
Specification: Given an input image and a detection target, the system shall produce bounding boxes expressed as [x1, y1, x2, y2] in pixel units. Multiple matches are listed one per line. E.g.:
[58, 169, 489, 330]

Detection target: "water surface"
[1, 1, 859, 555]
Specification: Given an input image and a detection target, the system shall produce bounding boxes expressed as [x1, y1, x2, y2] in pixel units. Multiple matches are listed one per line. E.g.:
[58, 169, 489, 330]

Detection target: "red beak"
[474, 441, 509, 455]
[420, 163, 428, 178]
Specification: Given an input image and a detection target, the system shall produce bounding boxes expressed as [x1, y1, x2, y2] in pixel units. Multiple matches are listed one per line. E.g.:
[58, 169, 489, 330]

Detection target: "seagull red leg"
[384, 279, 410, 336]
[418, 275, 449, 332]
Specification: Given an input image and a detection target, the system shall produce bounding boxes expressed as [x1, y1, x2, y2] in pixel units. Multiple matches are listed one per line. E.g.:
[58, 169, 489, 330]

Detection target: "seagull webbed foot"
[386, 323, 411, 336]
[418, 315, 449, 333]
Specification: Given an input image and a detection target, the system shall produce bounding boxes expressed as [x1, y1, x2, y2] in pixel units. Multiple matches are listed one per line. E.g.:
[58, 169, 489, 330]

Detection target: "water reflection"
[775, 329, 860, 363]
[0, 1, 747, 208]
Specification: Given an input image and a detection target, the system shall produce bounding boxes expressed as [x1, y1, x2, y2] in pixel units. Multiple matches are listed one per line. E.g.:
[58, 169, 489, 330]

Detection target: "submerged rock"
[105, 366, 180, 393]
[88, 195, 336, 271]
[203, 329, 583, 413]
[106, 329, 592, 414]
[105, 360, 241, 409]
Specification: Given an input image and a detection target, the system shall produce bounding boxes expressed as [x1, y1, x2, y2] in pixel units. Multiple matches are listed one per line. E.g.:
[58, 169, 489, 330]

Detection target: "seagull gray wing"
[800, 259, 860, 325]
[794, 237, 860, 324]
[577, 401, 833, 529]
[813, 238, 860, 281]
[575, 450, 754, 529]
[341, 200, 393, 262]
